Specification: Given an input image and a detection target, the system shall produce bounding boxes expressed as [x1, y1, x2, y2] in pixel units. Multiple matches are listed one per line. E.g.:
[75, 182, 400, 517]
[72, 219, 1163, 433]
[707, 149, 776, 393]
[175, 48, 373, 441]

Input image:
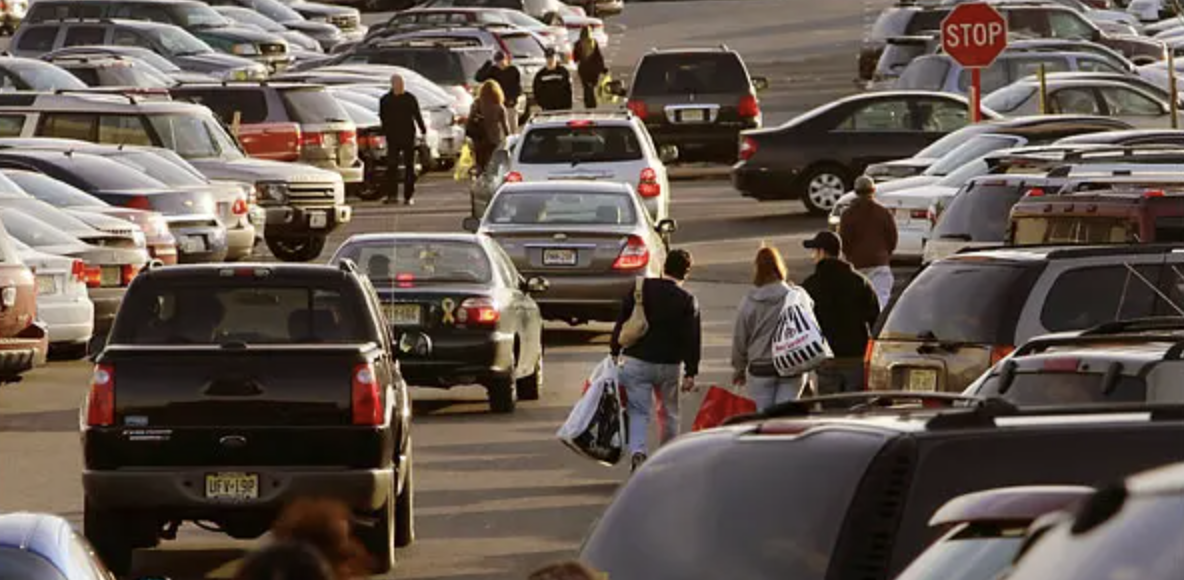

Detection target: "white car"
[507, 110, 676, 222]
[12, 237, 94, 357]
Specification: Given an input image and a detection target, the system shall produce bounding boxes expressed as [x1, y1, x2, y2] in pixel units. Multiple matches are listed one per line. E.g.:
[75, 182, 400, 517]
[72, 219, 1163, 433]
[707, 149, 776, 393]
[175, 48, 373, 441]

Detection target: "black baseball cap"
[544, 47, 557, 58]
[802, 231, 841, 256]
[493, 51, 507, 62]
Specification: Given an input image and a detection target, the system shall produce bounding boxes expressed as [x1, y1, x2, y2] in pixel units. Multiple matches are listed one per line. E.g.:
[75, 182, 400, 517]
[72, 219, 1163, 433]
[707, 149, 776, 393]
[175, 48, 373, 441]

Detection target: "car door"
[831, 97, 931, 171]
[489, 239, 540, 372]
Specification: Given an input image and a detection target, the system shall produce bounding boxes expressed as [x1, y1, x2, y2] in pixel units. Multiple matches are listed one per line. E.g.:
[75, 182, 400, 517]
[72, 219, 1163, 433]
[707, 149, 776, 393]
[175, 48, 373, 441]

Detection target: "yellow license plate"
[204, 473, 259, 500]
[384, 303, 421, 326]
[35, 275, 56, 295]
[907, 369, 939, 392]
[100, 266, 121, 287]
[543, 248, 577, 266]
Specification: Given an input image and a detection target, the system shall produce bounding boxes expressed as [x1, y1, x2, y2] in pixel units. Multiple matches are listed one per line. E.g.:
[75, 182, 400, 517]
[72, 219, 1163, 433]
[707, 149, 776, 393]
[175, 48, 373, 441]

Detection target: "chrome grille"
[261, 43, 287, 56]
[288, 183, 337, 207]
[331, 14, 359, 30]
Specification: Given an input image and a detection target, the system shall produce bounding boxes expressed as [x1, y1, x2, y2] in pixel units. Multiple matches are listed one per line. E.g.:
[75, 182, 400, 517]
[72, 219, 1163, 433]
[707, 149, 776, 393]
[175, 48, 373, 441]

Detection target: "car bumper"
[263, 204, 352, 236]
[225, 225, 257, 261]
[0, 321, 49, 376]
[39, 296, 95, 345]
[394, 329, 515, 387]
[732, 164, 802, 200]
[527, 274, 635, 322]
[88, 288, 125, 335]
[895, 227, 927, 260]
[172, 225, 230, 263]
[646, 123, 749, 152]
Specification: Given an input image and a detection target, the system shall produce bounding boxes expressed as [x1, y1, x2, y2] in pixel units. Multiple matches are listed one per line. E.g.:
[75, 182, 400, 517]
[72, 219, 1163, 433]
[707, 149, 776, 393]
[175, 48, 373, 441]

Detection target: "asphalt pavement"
[0, 1, 911, 579]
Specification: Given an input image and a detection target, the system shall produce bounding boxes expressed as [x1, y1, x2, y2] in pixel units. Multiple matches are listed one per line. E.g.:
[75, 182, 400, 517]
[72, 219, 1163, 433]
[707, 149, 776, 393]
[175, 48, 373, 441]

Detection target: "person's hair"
[270, 498, 373, 579]
[752, 246, 787, 286]
[528, 561, 604, 580]
[234, 541, 335, 580]
[479, 79, 505, 106]
[663, 248, 693, 280]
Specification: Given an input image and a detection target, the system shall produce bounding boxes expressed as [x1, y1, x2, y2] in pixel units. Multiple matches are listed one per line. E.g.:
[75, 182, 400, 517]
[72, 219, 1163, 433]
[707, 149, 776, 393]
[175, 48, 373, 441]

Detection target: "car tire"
[356, 477, 396, 574]
[394, 442, 414, 548]
[356, 183, 386, 202]
[487, 362, 517, 414]
[517, 356, 543, 401]
[800, 164, 851, 215]
[266, 235, 327, 262]
[84, 502, 136, 576]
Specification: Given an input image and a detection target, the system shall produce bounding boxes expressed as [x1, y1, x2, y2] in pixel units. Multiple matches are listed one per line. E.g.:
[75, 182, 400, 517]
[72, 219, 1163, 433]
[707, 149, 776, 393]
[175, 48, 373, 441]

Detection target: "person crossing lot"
[801, 231, 880, 394]
[379, 73, 427, 206]
[838, 175, 897, 309]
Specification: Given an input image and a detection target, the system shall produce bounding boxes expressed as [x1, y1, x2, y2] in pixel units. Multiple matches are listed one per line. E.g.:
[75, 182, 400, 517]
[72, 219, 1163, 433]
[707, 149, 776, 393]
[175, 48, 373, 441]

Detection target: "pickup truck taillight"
[457, 297, 499, 326]
[86, 364, 115, 427]
[351, 363, 383, 425]
[613, 235, 649, 270]
[638, 168, 660, 198]
[738, 94, 760, 119]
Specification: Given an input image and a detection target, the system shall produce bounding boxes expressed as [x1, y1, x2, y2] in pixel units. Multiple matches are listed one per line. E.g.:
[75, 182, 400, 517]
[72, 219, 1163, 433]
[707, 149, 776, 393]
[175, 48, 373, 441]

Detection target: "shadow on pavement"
[0, 409, 78, 433]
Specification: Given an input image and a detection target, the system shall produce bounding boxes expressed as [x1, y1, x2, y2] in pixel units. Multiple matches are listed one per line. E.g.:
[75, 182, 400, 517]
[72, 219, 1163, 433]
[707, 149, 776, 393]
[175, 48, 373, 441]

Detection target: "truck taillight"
[738, 94, 760, 118]
[456, 297, 500, 326]
[338, 130, 357, 145]
[351, 363, 382, 425]
[739, 136, 757, 161]
[613, 235, 649, 270]
[232, 198, 249, 215]
[626, 99, 647, 120]
[121, 264, 137, 287]
[71, 260, 86, 283]
[638, 167, 660, 198]
[990, 344, 1015, 365]
[86, 364, 115, 427]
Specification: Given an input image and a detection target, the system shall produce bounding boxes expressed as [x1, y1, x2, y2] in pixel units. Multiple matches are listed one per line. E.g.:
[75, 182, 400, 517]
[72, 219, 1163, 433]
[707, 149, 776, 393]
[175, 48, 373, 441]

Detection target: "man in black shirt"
[378, 74, 426, 205]
[611, 249, 701, 472]
[476, 52, 522, 128]
[532, 48, 573, 111]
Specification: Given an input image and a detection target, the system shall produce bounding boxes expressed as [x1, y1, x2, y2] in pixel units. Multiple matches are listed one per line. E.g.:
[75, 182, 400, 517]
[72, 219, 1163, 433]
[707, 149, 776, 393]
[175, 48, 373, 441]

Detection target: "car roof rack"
[722, 391, 994, 425]
[526, 109, 634, 122]
[51, 89, 145, 104]
[952, 243, 1184, 260]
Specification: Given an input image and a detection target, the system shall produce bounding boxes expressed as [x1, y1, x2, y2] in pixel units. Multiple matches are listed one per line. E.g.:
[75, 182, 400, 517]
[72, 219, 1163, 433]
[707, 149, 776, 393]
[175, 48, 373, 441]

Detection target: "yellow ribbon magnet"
[441, 298, 456, 324]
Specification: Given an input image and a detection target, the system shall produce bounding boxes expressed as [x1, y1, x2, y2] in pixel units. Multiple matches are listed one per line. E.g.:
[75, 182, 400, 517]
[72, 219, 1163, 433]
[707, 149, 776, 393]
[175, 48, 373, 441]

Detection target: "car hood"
[176, 52, 262, 72]
[194, 25, 288, 44]
[285, 20, 341, 37]
[187, 157, 342, 185]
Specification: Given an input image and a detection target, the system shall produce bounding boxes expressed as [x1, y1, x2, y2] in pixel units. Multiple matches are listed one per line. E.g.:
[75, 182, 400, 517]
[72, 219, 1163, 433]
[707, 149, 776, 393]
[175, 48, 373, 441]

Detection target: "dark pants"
[474, 141, 496, 174]
[386, 145, 416, 201]
[814, 358, 865, 396]
[581, 79, 598, 109]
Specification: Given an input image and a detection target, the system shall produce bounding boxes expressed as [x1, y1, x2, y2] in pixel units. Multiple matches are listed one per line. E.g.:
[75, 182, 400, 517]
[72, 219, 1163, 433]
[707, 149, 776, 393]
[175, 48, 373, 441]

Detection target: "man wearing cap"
[838, 175, 897, 308]
[476, 52, 523, 129]
[802, 230, 881, 394]
[532, 48, 573, 112]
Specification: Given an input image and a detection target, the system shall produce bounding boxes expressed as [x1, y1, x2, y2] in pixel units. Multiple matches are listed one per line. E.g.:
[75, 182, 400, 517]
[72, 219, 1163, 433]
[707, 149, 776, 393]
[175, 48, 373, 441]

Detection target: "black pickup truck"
[81, 262, 412, 574]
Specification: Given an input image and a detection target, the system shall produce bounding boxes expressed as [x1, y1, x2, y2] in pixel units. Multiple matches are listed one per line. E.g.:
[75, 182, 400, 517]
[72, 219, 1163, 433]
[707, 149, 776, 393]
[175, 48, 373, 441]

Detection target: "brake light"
[456, 296, 500, 326]
[300, 132, 325, 148]
[83, 265, 102, 288]
[232, 198, 249, 215]
[567, 119, 594, 128]
[909, 209, 928, 220]
[757, 421, 813, 435]
[739, 136, 757, 161]
[396, 272, 414, 288]
[351, 363, 382, 425]
[626, 99, 647, 120]
[71, 260, 86, 284]
[338, 130, 357, 145]
[863, 339, 875, 390]
[1026, 188, 1045, 197]
[504, 171, 523, 183]
[638, 167, 660, 198]
[127, 196, 151, 210]
[120, 264, 137, 287]
[86, 364, 115, 427]
[990, 344, 1015, 366]
[1144, 189, 1166, 198]
[738, 94, 760, 119]
[612, 235, 649, 270]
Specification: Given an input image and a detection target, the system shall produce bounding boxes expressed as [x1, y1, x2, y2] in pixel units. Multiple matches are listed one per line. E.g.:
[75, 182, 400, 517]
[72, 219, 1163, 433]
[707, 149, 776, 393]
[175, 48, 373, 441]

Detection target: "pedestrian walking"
[731, 246, 812, 411]
[235, 541, 336, 580]
[529, 561, 606, 580]
[378, 73, 426, 206]
[838, 175, 897, 308]
[573, 26, 607, 109]
[532, 47, 574, 111]
[468, 79, 511, 173]
[801, 231, 881, 394]
[270, 498, 373, 578]
[610, 249, 701, 472]
[476, 51, 523, 130]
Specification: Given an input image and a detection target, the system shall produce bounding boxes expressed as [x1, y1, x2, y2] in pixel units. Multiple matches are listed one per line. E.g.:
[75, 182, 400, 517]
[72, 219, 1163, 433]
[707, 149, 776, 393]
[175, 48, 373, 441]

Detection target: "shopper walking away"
[610, 249, 700, 473]
[838, 175, 897, 308]
[468, 79, 511, 173]
[235, 541, 336, 580]
[378, 74, 426, 206]
[271, 498, 374, 578]
[731, 246, 812, 411]
[476, 51, 522, 130]
[573, 26, 606, 109]
[801, 231, 880, 394]
[533, 47, 573, 111]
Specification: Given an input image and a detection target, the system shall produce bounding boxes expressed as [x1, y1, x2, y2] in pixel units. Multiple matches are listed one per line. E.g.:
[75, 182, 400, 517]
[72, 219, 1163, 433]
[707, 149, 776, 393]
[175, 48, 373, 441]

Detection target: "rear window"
[896, 57, 950, 91]
[55, 155, 170, 192]
[16, 27, 60, 53]
[363, 49, 467, 84]
[114, 279, 371, 345]
[631, 53, 750, 96]
[975, 370, 1147, 405]
[933, 180, 1031, 241]
[925, 134, 1023, 176]
[894, 526, 1026, 580]
[334, 240, 493, 284]
[1011, 215, 1136, 245]
[519, 126, 643, 164]
[488, 192, 637, 226]
[500, 33, 543, 59]
[109, 151, 208, 187]
[1041, 265, 1165, 330]
[0, 207, 82, 247]
[879, 261, 1041, 343]
[4, 170, 108, 208]
[281, 88, 351, 124]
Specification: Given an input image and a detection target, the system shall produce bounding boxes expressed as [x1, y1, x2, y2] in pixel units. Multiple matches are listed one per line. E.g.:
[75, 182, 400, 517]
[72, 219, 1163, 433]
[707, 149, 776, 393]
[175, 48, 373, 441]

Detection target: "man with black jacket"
[476, 52, 522, 127]
[801, 231, 880, 394]
[610, 249, 701, 472]
[532, 48, 573, 111]
[378, 74, 426, 205]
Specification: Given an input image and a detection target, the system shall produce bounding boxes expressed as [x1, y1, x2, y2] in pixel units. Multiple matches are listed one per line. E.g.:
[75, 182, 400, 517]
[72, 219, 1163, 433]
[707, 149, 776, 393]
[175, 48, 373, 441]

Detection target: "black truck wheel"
[266, 235, 327, 262]
[394, 448, 415, 548]
[517, 357, 543, 401]
[84, 502, 136, 576]
[487, 373, 516, 414]
[356, 478, 396, 573]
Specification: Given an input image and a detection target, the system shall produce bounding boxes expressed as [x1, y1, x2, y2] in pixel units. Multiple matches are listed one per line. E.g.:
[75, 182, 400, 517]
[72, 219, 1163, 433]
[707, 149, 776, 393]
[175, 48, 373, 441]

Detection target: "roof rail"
[926, 402, 1184, 430]
[721, 391, 990, 425]
[1062, 144, 1184, 162]
[1014, 333, 1184, 358]
[51, 89, 142, 105]
[1083, 317, 1184, 336]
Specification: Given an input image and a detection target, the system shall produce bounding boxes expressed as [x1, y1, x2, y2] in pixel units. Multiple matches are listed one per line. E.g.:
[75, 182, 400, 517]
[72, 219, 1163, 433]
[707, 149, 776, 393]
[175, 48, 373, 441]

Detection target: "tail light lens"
[990, 344, 1015, 366]
[127, 196, 151, 210]
[456, 297, 500, 326]
[626, 99, 647, 120]
[739, 136, 757, 161]
[613, 235, 649, 270]
[738, 94, 760, 118]
[351, 363, 383, 425]
[909, 209, 928, 220]
[232, 198, 249, 215]
[83, 265, 102, 288]
[505, 171, 523, 183]
[86, 364, 115, 427]
[637, 167, 660, 198]
[863, 339, 875, 390]
[71, 260, 86, 284]
[338, 130, 357, 145]
[300, 132, 325, 148]
[120, 264, 137, 287]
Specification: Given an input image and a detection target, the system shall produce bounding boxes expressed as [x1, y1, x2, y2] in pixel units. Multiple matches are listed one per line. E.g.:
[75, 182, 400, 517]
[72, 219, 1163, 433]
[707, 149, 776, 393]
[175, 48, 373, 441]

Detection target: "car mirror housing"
[525, 276, 550, 293]
[657, 219, 678, 235]
[752, 76, 769, 92]
[658, 144, 679, 164]
[462, 216, 480, 233]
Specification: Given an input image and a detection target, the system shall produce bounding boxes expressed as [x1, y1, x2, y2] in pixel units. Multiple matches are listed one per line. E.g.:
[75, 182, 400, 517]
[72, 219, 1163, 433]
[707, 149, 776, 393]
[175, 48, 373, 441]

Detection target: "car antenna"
[1121, 262, 1184, 317]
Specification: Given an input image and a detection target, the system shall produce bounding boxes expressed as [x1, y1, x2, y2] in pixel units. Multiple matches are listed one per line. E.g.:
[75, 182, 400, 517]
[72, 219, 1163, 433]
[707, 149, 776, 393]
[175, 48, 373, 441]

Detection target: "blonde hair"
[752, 246, 787, 287]
[478, 79, 504, 106]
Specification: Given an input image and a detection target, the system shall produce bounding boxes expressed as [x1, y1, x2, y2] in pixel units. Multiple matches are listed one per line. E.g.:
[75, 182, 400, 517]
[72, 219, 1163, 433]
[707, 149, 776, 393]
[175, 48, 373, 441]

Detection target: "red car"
[0, 221, 48, 381]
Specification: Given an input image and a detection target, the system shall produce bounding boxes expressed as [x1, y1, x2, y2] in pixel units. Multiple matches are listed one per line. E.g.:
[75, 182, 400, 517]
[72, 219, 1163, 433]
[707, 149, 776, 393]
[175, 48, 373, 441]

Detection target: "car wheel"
[84, 502, 136, 576]
[517, 356, 543, 401]
[356, 475, 396, 573]
[487, 355, 517, 414]
[801, 165, 850, 215]
[394, 441, 414, 548]
[356, 183, 386, 202]
[265, 235, 327, 262]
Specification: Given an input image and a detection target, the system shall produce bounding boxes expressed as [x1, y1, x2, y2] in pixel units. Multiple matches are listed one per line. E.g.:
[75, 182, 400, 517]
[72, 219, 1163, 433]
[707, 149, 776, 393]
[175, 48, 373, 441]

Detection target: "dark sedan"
[329, 233, 545, 413]
[731, 91, 1002, 214]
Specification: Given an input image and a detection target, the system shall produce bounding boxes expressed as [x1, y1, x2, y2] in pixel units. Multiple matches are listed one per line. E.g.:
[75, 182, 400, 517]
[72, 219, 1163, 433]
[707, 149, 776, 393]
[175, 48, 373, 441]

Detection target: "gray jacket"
[731, 282, 808, 379]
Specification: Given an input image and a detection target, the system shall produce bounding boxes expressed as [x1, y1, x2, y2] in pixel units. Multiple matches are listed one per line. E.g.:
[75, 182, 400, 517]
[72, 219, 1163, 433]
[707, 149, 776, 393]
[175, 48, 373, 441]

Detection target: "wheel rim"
[807, 173, 846, 210]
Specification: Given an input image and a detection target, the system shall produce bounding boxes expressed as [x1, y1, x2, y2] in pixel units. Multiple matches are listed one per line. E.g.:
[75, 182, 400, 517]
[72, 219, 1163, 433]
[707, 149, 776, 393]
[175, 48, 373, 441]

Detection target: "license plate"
[100, 266, 121, 287]
[309, 211, 328, 229]
[384, 303, 421, 326]
[680, 109, 706, 123]
[35, 275, 56, 295]
[543, 248, 577, 266]
[205, 472, 259, 500]
[907, 369, 939, 392]
[322, 133, 338, 147]
[180, 236, 206, 254]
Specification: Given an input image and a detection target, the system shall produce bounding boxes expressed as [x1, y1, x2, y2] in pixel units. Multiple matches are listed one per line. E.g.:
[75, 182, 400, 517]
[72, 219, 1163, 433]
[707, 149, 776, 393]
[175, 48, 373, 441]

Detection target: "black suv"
[581, 394, 1184, 580]
[618, 47, 767, 163]
[83, 261, 413, 574]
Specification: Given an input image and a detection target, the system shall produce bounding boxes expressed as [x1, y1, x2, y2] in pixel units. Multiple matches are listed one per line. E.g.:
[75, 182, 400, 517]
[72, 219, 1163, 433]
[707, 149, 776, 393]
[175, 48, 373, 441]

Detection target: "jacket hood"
[748, 281, 790, 303]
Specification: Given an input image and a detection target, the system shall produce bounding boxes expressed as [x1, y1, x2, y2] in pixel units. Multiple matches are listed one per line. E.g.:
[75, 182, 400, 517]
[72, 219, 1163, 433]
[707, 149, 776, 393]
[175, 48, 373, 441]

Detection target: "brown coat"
[470, 100, 511, 146]
[838, 196, 898, 269]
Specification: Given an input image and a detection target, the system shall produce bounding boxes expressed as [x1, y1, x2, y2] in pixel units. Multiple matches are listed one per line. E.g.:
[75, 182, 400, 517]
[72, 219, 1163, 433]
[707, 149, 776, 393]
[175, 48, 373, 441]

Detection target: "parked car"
[869, 243, 1184, 393]
[236, 0, 367, 41]
[329, 233, 545, 412]
[0, 513, 115, 580]
[213, 5, 323, 54]
[895, 51, 1132, 95]
[370, 7, 570, 59]
[12, 238, 95, 358]
[40, 44, 222, 83]
[334, 98, 388, 200]
[317, 39, 493, 107]
[464, 181, 675, 324]
[984, 77, 1172, 127]
[0, 215, 46, 379]
[0, 56, 89, 92]
[207, 0, 350, 48]
[45, 55, 176, 89]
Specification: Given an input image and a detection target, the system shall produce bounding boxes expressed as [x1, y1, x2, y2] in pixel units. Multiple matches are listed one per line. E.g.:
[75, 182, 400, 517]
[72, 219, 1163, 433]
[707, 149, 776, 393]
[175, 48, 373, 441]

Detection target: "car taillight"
[909, 209, 928, 220]
[505, 171, 523, 183]
[127, 196, 151, 210]
[990, 344, 1015, 366]
[626, 99, 647, 120]
[613, 235, 649, 270]
[86, 364, 115, 427]
[71, 260, 86, 284]
[339, 129, 357, 145]
[738, 94, 760, 118]
[739, 136, 757, 161]
[456, 296, 500, 326]
[351, 363, 382, 425]
[863, 339, 875, 390]
[300, 132, 325, 148]
[83, 265, 102, 288]
[121, 264, 137, 286]
[232, 198, 249, 215]
[638, 167, 660, 198]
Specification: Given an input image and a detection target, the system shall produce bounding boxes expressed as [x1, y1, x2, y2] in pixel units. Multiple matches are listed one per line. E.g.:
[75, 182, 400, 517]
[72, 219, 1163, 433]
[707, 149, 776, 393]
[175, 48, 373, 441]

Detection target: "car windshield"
[912, 123, 995, 159]
[974, 370, 1148, 404]
[108, 151, 208, 186]
[335, 240, 493, 284]
[5, 61, 88, 91]
[1012, 215, 1136, 245]
[145, 27, 214, 56]
[75, 63, 173, 88]
[175, 3, 233, 28]
[4, 170, 108, 208]
[59, 154, 171, 191]
[146, 112, 244, 160]
[0, 208, 84, 247]
[896, 56, 951, 90]
[934, 180, 1030, 241]
[925, 134, 1024, 176]
[0, 548, 67, 580]
[281, 88, 351, 124]
[894, 528, 1026, 580]
[488, 192, 637, 225]
[249, 0, 305, 22]
[501, 34, 544, 59]
[519, 126, 644, 164]
[983, 84, 1037, 114]
[223, 8, 285, 32]
[631, 53, 750, 96]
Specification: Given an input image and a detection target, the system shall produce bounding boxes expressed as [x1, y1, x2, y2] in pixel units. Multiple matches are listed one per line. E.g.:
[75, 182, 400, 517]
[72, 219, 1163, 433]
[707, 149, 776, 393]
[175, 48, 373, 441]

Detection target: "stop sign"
[941, 3, 1008, 68]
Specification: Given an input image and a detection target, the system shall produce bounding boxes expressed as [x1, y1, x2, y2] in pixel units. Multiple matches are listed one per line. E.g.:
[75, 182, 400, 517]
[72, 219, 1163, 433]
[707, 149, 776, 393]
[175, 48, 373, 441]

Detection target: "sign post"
[940, 3, 1008, 123]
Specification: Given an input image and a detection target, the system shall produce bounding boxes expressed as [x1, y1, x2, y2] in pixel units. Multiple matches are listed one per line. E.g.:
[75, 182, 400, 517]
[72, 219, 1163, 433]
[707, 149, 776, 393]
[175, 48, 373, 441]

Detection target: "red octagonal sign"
[941, 3, 1008, 68]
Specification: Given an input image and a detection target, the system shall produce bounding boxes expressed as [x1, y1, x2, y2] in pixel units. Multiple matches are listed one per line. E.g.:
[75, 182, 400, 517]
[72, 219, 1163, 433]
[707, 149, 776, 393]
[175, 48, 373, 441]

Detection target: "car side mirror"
[462, 216, 480, 233]
[752, 76, 769, 92]
[606, 79, 626, 97]
[657, 218, 678, 235]
[658, 144, 679, 164]
[523, 276, 549, 293]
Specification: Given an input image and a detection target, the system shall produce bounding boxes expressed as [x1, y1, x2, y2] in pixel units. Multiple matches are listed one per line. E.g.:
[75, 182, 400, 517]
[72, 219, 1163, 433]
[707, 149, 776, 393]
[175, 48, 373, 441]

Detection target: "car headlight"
[231, 43, 261, 56]
[258, 182, 289, 204]
[309, 15, 329, 23]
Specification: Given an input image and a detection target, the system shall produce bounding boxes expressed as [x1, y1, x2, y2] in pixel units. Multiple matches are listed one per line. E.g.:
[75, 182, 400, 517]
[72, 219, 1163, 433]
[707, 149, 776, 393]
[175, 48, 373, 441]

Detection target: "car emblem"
[219, 435, 248, 449]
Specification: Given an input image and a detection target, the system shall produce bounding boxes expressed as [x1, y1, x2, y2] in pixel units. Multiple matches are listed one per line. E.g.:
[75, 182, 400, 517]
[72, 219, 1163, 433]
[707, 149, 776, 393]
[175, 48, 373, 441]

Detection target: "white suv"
[507, 110, 676, 222]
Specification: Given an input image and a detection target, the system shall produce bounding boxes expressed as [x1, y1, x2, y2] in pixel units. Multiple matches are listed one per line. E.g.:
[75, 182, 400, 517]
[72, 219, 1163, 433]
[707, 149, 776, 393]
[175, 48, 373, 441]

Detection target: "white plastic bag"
[557, 356, 626, 466]
[772, 286, 833, 377]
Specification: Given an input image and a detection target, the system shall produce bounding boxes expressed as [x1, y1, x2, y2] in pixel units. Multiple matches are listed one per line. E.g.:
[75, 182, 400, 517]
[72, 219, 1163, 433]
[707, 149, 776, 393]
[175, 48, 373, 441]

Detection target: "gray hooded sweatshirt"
[732, 281, 809, 379]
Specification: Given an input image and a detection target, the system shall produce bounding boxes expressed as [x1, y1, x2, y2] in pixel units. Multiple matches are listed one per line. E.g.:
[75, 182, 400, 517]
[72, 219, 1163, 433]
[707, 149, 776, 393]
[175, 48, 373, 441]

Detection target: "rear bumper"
[0, 321, 48, 377]
[172, 225, 230, 264]
[646, 123, 749, 158]
[263, 204, 351, 237]
[732, 164, 802, 200]
[39, 296, 95, 345]
[395, 329, 515, 387]
[225, 225, 257, 261]
[527, 274, 632, 322]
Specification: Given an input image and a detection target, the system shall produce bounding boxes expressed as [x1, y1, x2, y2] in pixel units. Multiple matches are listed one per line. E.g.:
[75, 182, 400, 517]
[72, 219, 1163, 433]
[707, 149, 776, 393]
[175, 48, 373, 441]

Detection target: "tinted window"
[1011, 215, 1136, 245]
[335, 240, 493, 284]
[896, 57, 950, 91]
[975, 371, 1147, 404]
[63, 26, 107, 46]
[142, 27, 212, 56]
[1053, 88, 1102, 115]
[1041, 265, 1161, 330]
[4, 170, 107, 208]
[904, 9, 947, 34]
[894, 528, 1025, 580]
[956, 60, 1009, 94]
[100, 115, 154, 146]
[488, 192, 637, 225]
[40, 113, 97, 141]
[1101, 87, 1163, 116]
[1049, 11, 1095, 39]
[176, 89, 269, 124]
[281, 88, 351, 124]
[519, 126, 643, 164]
[1156, 216, 1184, 242]
[500, 33, 544, 59]
[836, 99, 914, 131]
[631, 53, 750, 96]
[0, 116, 25, 138]
[917, 99, 969, 132]
[15, 27, 59, 53]
[880, 262, 1039, 343]
[933, 181, 1028, 241]
[0, 548, 67, 580]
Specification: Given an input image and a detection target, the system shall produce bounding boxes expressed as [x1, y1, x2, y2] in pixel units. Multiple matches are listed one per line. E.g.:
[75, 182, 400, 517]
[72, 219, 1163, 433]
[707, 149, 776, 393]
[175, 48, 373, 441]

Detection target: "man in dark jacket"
[610, 249, 701, 472]
[476, 52, 522, 125]
[801, 231, 880, 394]
[838, 175, 898, 308]
[532, 48, 573, 111]
[378, 74, 426, 205]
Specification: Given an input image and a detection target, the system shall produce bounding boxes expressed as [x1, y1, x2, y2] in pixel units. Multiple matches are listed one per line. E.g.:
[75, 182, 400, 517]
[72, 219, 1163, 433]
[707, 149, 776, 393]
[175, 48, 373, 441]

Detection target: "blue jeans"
[859, 265, 894, 310]
[748, 373, 804, 412]
[620, 357, 681, 456]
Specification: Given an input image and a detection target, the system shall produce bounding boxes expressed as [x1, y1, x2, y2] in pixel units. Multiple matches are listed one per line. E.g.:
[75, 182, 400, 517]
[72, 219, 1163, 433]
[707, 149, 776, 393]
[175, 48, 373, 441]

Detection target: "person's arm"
[609, 287, 636, 358]
[863, 277, 882, 333]
[410, 94, 426, 135]
[532, 70, 544, 100]
[499, 106, 511, 135]
[683, 296, 702, 378]
[378, 94, 389, 126]
[883, 206, 898, 254]
[730, 297, 749, 384]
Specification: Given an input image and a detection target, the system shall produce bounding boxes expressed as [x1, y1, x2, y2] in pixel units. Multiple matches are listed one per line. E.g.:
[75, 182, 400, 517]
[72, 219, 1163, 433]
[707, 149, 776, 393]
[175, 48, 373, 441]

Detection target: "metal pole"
[1170, 51, 1179, 130]
[970, 67, 982, 123]
[1038, 63, 1047, 115]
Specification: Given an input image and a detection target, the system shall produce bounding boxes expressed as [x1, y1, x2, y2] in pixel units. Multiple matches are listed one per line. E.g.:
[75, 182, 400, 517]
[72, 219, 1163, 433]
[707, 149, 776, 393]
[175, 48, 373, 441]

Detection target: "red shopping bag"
[692, 385, 757, 431]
